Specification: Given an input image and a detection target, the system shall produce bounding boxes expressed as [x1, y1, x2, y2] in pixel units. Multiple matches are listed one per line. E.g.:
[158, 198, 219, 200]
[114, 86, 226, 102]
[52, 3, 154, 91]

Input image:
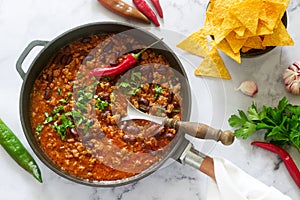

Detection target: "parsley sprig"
[228, 97, 300, 153]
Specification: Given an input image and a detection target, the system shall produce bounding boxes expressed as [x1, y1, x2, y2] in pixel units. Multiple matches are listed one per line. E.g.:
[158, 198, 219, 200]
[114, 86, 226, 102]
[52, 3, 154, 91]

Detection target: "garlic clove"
[236, 80, 258, 97]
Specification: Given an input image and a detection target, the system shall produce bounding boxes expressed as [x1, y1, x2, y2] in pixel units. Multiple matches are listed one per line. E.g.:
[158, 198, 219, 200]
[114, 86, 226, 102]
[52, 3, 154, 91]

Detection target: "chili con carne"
[0, 118, 42, 183]
[98, 0, 150, 24]
[150, 0, 163, 18]
[251, 141, 300, 188]
[133, 0, 160, 26]
[90, 39, 163, 78]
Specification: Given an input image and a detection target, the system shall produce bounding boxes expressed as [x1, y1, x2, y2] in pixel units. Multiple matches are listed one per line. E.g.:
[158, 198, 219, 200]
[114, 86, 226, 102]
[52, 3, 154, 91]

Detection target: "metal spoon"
[121, 101, 234, 145]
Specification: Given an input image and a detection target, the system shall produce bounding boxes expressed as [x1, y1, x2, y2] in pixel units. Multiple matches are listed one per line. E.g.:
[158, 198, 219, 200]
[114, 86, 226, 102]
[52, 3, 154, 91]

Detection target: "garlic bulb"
[283, 61, 300, 95]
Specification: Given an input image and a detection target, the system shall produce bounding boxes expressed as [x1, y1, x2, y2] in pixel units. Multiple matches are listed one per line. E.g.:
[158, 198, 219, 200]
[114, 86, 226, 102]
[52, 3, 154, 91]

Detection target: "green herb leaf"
[228, 97, 300, 153]
[154, 85, 163, 99]
[35, 123, 44, 135]
[119, 82, 131, 88]
[53, 105, 64, 116]
[101, 76, 111, 81]
[234, 121, 257, 139]
[95, 98, 109, 110]
[57, 88, 62, 95]
[131, 71, 141, 81]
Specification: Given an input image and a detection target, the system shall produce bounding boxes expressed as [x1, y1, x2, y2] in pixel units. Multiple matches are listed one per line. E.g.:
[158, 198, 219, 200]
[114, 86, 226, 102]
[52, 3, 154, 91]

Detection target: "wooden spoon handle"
[164, 119, 234, 145]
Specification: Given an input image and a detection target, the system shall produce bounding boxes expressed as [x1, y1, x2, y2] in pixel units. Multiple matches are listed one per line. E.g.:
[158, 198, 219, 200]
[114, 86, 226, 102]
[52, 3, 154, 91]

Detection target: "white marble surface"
[0, 0, 300, 199]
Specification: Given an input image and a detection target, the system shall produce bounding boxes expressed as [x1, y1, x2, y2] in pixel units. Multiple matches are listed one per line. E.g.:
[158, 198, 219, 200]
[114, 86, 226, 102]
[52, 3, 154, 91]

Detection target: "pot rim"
[18, 21, 192, 187]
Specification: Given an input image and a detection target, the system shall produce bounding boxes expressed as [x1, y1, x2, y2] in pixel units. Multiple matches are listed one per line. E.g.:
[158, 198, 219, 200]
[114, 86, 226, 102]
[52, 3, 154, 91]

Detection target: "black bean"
[139, 104, 149, 112]
[167, 92, 173, 104]
[119, 121, 128, 130]
[61, 54, 72, 65]
[109, 58, 119, 66]
[149, 150, 157, 156]
[103, 41, 113, 52]
[140, 65, 151, 75]
[173, 101, 180, 108]
[122, 134, 137, 144]
[138, 97, 149, 106]
[44, 87, 51, 100]
[46, 73, 53, 82]
[156, 66, 167, 75]
[63, 46, 71, 53]
[79, 50, 88, 57]
[102, 110, 111, 118]
[53, 53, 63, 64]
[82, 133, 94, 143]
[81, 37, 91, 43]
[126, 126, 139, 134]
[101, 93, 110, 102]
[82, 55, 94, 65]
[165, 132, 175, 140]
[70, 128, 78, 136]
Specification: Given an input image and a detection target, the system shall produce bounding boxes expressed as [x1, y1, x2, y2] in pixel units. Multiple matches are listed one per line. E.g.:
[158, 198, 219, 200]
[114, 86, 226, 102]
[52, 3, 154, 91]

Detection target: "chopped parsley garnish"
[172, 109, 181, 113]
[35, 123, 44, 135]
[57, 88, 62, 95]
[101, 76, 111, 81]
[154, 85, 163, 99]
[119, 82, 131, 88]
[43, 112, 54, 124]
[95, 98, 109, 110]
[52, 113, 75, 140]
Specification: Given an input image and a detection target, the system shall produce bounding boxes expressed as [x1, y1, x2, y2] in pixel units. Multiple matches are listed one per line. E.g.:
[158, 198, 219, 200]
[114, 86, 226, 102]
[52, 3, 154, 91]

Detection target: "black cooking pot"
[16, 22, 231, 186]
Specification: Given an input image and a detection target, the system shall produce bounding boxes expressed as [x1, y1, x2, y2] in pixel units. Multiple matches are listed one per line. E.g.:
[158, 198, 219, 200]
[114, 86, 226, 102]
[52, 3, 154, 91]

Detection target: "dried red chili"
[150, 0, 163, 18]
[98, 0, 150, 24]
[132, 0, 160, 26]
[251, 141, 300, 188]
[90, 39, 162, 78]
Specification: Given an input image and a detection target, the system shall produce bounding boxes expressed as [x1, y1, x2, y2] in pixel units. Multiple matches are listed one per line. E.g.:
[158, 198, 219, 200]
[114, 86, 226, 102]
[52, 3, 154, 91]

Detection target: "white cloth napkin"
[206, 157, 292, 200]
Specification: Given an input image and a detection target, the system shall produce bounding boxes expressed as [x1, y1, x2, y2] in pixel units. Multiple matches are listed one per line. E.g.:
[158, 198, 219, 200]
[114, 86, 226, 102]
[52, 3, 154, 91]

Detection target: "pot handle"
[179, 142, 215, 180]
[16, 40, 48, 80]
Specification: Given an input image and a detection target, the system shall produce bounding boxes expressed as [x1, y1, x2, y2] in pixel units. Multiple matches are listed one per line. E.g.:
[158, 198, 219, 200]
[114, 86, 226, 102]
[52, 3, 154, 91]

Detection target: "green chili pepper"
[0, 118, 42, 183]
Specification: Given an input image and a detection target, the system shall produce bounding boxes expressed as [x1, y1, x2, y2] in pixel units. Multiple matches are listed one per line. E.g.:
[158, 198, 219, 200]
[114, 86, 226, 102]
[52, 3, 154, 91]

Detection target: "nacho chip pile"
[177, 0, 294, 80]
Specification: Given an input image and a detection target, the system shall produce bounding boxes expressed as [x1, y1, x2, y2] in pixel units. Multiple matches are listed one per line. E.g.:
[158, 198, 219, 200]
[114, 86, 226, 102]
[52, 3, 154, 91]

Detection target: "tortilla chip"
[260, 1, 286, 30]
[195, 48, 231, 80]
[214, 13, 242, 44]
[177, 29, 209, 57]
[229, 0, 263, 34]
[235, 28, 254, 39]
[225, 31, 247, 53]
[262, 21, 294, 46]
[216, 39, 241, 63]
[234, 26, 246, 37]
[256, 20, 274, 35]
[176, 0, 293, 80]
[244, 36, 264, 49]
[241, 46, 253, 53]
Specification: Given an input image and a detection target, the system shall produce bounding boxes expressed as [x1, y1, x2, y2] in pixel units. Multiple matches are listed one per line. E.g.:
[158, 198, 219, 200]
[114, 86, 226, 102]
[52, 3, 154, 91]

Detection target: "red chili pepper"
[251, 141, 300, 188]
[90, 39, 163, 78]
[98, 0, 150, 24]
[150, 0, 163, 18]
[132, 0, 160, 26]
